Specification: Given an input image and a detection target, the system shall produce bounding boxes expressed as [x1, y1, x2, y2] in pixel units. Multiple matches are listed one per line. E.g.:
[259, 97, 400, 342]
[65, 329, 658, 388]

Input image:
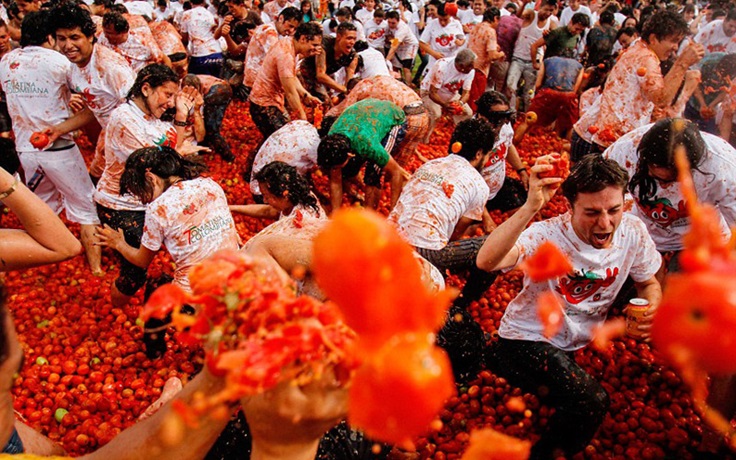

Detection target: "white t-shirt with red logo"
[389, 154, 489, 250]
[498, 212, 661, 351]
[603, 123, 736, 251]
[0, 46, 74, 152]
[364, 18, 388, 49]
[67, 44, 135, 129]
[420, 56, 475, 103]
[387, 20, 419, 60]
[420, 17, 465, 67]
[481, 122, 514, 198]
[694, 19, 736, 54]
[142, 177, 239, 292]
[250, 120, 320, 195]
[179, 7, 222, 57]
[96, 101, 178, 211]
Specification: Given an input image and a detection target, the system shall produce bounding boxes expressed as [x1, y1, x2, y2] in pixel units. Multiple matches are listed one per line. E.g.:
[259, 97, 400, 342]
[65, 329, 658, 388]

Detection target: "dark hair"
[279, 5, 301, 21]
[457, 0, 469, 7]
[682, 4, 695, 14]
[182, 73, 202, 91]
[294, 21, 322, 40]
[641, 10, 688, 42]
[49, 2, 96, 37]
[561, 154, 629, 206]
[504, 2, 517, 13]
[93, 0, 113, 7]
[120, 146, 207, 203]
[254, 161, 319, 213]
[108, 3, 128, 14]
[712, 8, 727, 20]
[540, 0, 557, 7]
[127, 63, 179, 100]
[353, 39, 368, 51]
[436, 1, 446, 16]
[715, 53, 736, 80]
[386, 10, 400, 20]
[476, 90, 509, 119]
[317, 133, 351, 168]
[373, 8, 385, 18]
[570, 12, 590, 27]
[483, 6, 500, 22]
[727, 7, 736, 21]
[449, 118, 495, 160]
[191, 0, 205, 5]
[169, 51, 188, 62]
[20, 10, 50, 47]
[335, 6, 352, 17]
[599, 9, 614, 25]
[616, 26, 637, 40]
[336, 21, 357, 35]
[102, 11, 129, 32]
[630, 118, 706, 203]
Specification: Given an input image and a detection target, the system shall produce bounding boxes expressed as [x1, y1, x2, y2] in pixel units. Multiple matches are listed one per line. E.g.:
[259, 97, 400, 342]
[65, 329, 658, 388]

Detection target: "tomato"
[459, 428, 531, 460]
[519, 241, 573, 282]
[537, 291, 564, 339]
[349, 332, 455, 446]
[312, 209, 454, 351]
[451, 141, 462, 153]
[525, 112, 537, 124]
[636, 67, 647, 77]
[140, 284, 188, 321]
[588, 125, 599, 135]
[535, 153, 569, 180]
[30, 131, 50, 149]
[651, 272, 736, 374]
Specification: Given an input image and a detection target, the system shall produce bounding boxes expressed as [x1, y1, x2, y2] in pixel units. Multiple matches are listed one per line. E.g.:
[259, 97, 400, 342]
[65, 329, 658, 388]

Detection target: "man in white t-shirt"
[419, 2, 466, 69]
[460, 0, 485, 34]
[99, 12, 170, 72]
[249, 120, 321, 197]
[477, 154, 662, 459]
[385, 10, 419, 85]
[390, 118, 496, 308]
[693, 10, 736, 54]
[363, 8, 388, 51]
[420, 49, 475, 142]
[179, 0, 224, 76]
[0, 11, 103, 275]
[354, 0, 376, 25]
[559, 0, 591, 27]
[353, 41, 391, 78]
[50, 3, 136, 182]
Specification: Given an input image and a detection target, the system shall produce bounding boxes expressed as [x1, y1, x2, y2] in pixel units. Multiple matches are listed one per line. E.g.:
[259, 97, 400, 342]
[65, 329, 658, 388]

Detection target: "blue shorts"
[3, 427, 24, 454]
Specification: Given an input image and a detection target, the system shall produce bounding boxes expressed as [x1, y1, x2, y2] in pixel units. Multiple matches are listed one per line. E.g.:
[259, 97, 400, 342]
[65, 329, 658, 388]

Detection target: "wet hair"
[483, 6, 500, 22]
[102, 11, 129, 32]
[108, 3, 127, 14]
[336, 21, 357, 36]
[317, 133, 351, 168]
[561, 154, 629, 206]
[254, 161, 319, 213]
[279, 5, 300, 22]
[630, 118, 706, 203]
[570, 12, 590, 27]
[20, 10, 49, 46]
[49, 1, 97, 37]
[599, 9, 614, 26]
[475, 90, 510, 119]
[449, 118, 495, 161]
[126, 63, 179, 100]
[386, 9, 400, 20]
[641, 10, 688, 42]
[120, 146, 207, 203]
[294, 21, 322, 40]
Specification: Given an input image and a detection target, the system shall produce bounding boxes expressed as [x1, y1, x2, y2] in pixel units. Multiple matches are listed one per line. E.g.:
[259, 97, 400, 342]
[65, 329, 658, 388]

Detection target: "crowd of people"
[0, 0, 735, 457]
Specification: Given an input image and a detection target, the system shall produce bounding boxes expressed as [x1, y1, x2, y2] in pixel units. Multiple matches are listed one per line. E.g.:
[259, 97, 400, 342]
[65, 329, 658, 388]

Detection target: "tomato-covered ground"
[0, 101, 718, 459]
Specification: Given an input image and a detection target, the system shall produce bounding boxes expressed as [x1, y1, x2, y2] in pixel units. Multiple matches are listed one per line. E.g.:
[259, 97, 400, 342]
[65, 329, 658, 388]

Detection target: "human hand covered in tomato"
[535, 153, 569, 179]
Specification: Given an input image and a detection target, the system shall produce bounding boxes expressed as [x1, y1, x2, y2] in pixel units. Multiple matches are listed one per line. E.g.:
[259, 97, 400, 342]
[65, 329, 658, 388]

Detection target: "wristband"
[0, 178, 18, 201]
[174, 120, 191, 127]
[516, 168, 527, 174]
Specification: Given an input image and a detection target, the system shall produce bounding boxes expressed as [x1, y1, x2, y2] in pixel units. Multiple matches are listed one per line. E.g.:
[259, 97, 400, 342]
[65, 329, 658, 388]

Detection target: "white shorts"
[19, 145, 100, 225]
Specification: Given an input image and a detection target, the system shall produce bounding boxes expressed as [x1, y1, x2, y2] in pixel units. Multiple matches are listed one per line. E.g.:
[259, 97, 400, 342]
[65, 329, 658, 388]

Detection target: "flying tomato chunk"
[537, 291, 564, 339]
[519, 241, 573, 282]
[535, 154, 569, 179]
[460, 428, 531, 460]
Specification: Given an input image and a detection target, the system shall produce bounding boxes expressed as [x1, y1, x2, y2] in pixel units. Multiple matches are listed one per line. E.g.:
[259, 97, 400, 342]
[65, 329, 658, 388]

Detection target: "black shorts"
[96, 204, 147, 296]
[397, 57, 414, 69]
[248, 101, 289, 139]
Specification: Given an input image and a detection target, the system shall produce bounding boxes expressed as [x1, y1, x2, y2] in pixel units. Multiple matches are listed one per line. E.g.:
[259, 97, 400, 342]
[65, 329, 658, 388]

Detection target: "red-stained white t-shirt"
[67, 44, 135, 129]
[142, 177, 240, 292]
[243, 24, 279, 88]
[150, 20, 187, 56]
[387, 20, 419, 60]
[420, 17, 465, 67]
[250, 120, 320, 195]
[0, 46, 73, 152]
[242, 204, 328, 252]
[364, 18, 388, 49]
[96, 101, 178, 211]
[179, 7, 222, 57]
[389, 154, 489, 250]
[481, 122, 514, 198]
[498, 212, 661, 350]
[603, 123, 736, 251]
[420, 56, 475, 103]
[694, 19, 736, 54]
[98, 27, 166, 73]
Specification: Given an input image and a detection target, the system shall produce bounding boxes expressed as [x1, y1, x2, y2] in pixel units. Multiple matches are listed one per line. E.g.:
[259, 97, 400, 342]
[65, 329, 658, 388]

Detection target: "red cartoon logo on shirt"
[555, 267, 619, 304]
[9, 62, 19, 70]
[443, 80, 464, 94]
[369, 29, 386, 40]
[636, 197, 687, 228]
[80, 88, 99, 110]
[484, 143, 507, 167]
[435, 34, 454, 47]
[155, 127, 178, 149]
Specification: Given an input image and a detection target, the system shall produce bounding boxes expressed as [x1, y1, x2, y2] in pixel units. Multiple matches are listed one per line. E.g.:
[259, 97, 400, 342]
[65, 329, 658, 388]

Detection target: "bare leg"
[80, 224, 103, 276]
[365, 185, 381, 210]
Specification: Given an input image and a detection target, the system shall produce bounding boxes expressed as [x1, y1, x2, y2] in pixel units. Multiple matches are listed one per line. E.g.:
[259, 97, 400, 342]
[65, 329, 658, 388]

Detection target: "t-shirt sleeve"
[511, 221, 551, 268]
[420, 23, 432, 43]
[462, 70, 475, 91]
[141, 206, 165, 251]
[628, 216, 662, 282]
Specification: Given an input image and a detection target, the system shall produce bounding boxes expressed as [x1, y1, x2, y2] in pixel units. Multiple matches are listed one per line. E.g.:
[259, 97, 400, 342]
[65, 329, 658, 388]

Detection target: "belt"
[404, 103, 426, 116]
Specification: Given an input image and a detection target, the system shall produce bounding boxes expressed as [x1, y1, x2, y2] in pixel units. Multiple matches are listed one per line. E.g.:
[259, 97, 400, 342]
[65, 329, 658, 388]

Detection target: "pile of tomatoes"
[0, 101, 720, 458]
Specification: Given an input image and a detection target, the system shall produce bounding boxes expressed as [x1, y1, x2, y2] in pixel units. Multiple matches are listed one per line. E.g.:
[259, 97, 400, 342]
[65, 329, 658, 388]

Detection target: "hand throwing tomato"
[536, 154, 569, 179]
[30, 131, 50, 149]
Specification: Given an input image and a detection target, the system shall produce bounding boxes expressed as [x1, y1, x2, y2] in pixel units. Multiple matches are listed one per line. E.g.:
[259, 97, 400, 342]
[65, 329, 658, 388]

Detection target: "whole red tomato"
[30, 131, 50, 149]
